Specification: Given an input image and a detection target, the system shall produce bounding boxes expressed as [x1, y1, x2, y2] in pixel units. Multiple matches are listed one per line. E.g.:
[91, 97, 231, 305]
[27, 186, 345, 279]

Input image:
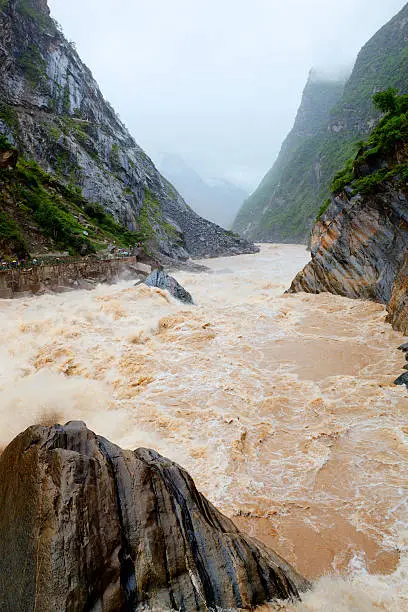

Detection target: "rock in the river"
[0, 422, 309, 611]
[394, 372, 408, 388]
[144, 269, 194, 304]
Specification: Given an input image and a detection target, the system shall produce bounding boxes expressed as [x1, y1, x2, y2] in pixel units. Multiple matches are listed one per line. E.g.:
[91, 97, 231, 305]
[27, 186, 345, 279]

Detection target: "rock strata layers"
[288, 183, 408, 306]
[0, 422, 309, 611]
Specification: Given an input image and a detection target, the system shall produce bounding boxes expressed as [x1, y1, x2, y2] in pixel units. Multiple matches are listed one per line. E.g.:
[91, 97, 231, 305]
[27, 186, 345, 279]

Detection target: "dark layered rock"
[0, 422, 309, 611]
[0, 0, 257, 260]
[288, 183, 408, 304]
[386, 254, 408, 335]
[144, 269, 194, 304]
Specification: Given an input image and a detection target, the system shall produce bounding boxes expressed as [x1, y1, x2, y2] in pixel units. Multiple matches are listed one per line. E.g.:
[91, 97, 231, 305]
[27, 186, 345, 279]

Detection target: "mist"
[49, 0, 407, 191]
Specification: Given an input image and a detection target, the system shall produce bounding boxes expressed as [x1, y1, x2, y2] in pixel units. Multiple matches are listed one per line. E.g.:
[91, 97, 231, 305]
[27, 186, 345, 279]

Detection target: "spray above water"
[0, 244, 407, 609]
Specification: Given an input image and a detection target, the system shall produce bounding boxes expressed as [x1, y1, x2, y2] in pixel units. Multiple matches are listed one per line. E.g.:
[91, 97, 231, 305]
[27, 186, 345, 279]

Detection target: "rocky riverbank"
[0, 256, 149, 298]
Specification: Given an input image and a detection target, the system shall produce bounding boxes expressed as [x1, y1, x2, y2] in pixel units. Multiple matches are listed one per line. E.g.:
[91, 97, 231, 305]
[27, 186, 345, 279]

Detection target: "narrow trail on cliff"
[0, 244, 407, 609]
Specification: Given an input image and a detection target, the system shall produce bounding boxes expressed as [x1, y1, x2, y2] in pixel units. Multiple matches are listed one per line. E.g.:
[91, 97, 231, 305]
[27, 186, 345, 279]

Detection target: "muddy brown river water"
[0, 244, 407, 610]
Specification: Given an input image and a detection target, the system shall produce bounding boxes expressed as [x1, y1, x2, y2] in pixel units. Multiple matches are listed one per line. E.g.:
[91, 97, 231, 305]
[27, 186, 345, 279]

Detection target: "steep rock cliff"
[0, 0, 257, 260]
[0, 421, 309, 611]
[234, 3, 408, 243]
[289, 91, 408, 337]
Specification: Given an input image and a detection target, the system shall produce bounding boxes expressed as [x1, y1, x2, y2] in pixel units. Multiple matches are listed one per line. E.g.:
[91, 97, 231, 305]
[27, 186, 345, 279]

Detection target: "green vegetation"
[17, 44, 47, 88]
[62, 84, 70, 114]
[15, 0, 53, 30]
[0, 150, 141, 258]
[233, 4, 408, 242]
[0, 211, 28, 256]
[109, 143, 122, 175]
[0, 134, 10, 152]
[326, 89, 408, 205]
[138, 189, 177, 247]
[0, 103, 19, 134]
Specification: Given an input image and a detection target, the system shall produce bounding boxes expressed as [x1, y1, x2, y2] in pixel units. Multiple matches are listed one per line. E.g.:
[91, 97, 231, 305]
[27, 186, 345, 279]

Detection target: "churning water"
[0, 244, 407, 610]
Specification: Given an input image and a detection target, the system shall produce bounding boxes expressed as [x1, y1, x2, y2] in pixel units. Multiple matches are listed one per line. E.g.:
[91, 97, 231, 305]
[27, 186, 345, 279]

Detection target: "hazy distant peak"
[308, 66, 352, 84]
[157, 153, 248, 229]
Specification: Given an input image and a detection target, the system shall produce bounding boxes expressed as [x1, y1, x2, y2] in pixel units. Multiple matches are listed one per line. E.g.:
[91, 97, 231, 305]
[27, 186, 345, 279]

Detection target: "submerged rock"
[0, 422, 309, 611]
[144, 269, 194, 304]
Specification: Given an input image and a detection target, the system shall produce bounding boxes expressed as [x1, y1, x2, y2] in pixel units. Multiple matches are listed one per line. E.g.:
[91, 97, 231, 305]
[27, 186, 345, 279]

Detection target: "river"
[0, 244, 407, 610]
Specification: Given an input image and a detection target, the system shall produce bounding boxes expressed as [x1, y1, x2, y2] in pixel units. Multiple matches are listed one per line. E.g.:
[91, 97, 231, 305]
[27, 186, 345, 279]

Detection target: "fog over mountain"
[158, 154, 248, 229]
[49, 0, 406, 193]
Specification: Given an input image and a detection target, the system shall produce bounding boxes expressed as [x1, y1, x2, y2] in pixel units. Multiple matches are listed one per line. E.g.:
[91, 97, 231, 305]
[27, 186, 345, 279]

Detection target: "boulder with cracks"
[0, 422, 309, 611]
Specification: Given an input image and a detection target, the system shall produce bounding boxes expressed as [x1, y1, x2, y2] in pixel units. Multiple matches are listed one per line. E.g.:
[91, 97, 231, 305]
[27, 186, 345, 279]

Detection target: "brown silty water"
[0, 244, 407, 609]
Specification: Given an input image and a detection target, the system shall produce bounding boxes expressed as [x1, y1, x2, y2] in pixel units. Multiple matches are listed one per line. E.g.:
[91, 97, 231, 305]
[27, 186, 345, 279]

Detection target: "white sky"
[49, 0, 407, 190]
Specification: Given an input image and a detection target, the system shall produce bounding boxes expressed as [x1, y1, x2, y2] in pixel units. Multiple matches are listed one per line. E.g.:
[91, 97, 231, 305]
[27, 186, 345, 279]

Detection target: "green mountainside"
[233, 3, 408, 243]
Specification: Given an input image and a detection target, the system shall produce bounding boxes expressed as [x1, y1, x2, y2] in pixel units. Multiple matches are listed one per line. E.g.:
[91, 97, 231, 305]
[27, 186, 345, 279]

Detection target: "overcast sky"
[49, 0, 406, 191]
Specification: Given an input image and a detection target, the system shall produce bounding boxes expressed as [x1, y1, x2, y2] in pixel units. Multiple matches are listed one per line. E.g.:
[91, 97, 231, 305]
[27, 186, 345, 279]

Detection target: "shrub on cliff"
[318, 90, 408, 210]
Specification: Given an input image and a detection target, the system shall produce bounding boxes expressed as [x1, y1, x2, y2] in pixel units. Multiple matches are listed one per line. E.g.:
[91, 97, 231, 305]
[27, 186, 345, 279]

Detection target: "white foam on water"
[1, 244, 407, 607]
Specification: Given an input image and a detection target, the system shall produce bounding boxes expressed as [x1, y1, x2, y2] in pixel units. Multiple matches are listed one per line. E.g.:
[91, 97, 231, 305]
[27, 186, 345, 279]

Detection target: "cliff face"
[289, 92, 408, 337]
[0, 421, 309, 611]
[0, 0, 257, 260]
[234, 3, 408, 244]
[289, 182, 408, 304]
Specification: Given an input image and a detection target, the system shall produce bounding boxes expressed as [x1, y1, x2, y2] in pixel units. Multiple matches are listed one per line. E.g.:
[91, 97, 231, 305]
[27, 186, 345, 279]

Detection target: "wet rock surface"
[0, 422, 309, 611]
[288, 185, 408, 305]
[143, 270, 194, 304]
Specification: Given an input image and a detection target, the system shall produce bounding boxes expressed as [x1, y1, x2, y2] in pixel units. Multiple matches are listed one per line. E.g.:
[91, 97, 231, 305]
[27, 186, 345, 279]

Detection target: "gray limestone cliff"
[0, 421, 309, 611]
[0, 0, 257, 260]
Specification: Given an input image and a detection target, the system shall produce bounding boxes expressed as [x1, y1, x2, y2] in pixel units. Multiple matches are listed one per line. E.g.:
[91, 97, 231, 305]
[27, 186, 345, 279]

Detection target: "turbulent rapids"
[0, 244, 407, 610]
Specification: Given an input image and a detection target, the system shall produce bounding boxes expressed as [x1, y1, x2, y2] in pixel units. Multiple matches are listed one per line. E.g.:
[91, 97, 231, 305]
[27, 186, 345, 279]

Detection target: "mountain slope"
[234, 2, 408, 243]
[233, 72, 346, 242]
[0, 0, 257, 260]
[158, 153, 248, 229]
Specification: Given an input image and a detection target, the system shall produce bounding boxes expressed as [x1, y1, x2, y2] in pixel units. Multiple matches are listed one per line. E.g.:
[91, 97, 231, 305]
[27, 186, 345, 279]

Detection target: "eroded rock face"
[288, 185, 408, 306]
[0, 148, 18, 169]
[386, 252, 408, 335]
[0, 422, 309, 611]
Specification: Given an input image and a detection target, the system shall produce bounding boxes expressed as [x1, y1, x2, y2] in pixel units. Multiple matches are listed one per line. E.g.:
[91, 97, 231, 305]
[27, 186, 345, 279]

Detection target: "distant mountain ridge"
[158, 153, 248, 229]
[233, 2, 408, 243]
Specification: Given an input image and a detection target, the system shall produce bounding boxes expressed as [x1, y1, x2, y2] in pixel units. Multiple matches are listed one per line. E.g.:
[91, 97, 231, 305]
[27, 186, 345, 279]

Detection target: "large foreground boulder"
[0, 422, 309, 611]
[144, 269, 194, 304]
